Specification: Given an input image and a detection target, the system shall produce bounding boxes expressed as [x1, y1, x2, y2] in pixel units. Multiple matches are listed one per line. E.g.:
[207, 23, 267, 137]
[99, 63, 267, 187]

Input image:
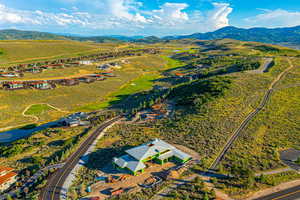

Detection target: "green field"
[24, 104, 55, 116]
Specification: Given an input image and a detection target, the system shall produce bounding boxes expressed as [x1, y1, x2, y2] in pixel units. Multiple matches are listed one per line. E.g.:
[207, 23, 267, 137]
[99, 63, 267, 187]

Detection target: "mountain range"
[1, 26, 300, 48]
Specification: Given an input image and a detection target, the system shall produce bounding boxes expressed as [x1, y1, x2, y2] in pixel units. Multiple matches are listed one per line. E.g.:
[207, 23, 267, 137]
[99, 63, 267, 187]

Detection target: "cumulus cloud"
[207, 3, 233, 29]
[245, 9, 300, 27]
[0, 1, 234, 35]
[152, 3, 189, 25]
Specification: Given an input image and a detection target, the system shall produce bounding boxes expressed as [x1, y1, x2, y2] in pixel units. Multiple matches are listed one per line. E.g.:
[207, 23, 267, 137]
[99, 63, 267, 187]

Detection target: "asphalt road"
[254, 185, 300, 200]
[40, 116, 121, 200]
[209, 58, 295, 170]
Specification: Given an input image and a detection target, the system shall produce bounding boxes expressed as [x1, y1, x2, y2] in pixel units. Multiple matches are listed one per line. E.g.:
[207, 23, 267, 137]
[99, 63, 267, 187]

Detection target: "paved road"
[209, 58, 296, 170]
[40, 116, 121, 200]
[254, 185, 300, 200]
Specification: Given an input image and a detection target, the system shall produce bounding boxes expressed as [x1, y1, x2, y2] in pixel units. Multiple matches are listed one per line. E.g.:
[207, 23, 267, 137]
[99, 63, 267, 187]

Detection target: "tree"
[6, 194, 13, 200]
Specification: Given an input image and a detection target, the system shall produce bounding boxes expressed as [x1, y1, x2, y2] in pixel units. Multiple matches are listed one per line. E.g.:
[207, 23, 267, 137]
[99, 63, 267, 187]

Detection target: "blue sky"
[0, 0, 300, 36]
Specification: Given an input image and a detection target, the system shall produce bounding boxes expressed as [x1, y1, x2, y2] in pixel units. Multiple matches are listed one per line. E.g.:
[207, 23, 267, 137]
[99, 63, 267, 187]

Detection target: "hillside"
[0, 29, 67, 40]
[165, 26, 300, 48]
[0, 29, 122, 43]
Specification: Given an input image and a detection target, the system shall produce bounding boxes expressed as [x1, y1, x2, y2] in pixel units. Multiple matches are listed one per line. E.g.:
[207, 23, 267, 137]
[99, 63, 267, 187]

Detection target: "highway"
[209, 58, 295, 170]
[254, 185, 300, 200]
[40, 116, 121, 200]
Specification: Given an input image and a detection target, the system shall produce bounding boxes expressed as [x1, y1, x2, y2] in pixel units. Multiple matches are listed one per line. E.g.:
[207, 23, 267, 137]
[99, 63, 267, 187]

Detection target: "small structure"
[0, 166, 17, 192]
[110, 187, 124, 196]
[77, 76, 95, 84]
[79, 60, 93, 65]
[113, 139, 192, 176]
[0, 73, 18, 78]
[3, 81, 24, 90]
[59, 79, 79, 86]
[29, 81, 52, 90]
[59, 112, 90, 127]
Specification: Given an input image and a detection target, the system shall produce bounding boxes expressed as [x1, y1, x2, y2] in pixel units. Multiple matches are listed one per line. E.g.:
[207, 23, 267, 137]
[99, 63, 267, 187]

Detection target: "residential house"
[3, 81, 24, 90]
[30, 81, 52, 90]
[59, 112, 90, 127]
[0, 166, 17, 192]
[113, 139, 192, 176]
[79, 60, 92, 65]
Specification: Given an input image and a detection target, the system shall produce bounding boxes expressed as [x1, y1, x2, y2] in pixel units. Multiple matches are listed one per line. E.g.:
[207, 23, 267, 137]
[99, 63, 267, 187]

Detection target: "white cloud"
[107, 0, 147, 23]
[0, 1, 234, 35]
[152, 3, 189, 24]
[245, 9, 300, 27]
[206, 3, 233, 29]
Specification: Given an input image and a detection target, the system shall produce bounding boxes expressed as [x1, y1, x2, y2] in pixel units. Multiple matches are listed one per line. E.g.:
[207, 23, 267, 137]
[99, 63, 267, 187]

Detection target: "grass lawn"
[24, 104, 55, 116]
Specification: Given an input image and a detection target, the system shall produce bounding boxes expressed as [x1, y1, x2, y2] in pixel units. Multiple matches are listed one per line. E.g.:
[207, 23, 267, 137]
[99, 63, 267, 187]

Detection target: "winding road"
[209, 58, 296, 170]
[40, 116, 122, 200]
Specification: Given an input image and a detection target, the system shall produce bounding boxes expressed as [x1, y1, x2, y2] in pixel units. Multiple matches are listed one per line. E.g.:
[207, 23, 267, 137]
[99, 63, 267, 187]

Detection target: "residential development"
[113, 139, 192, 176]
[0, 166, 17, 192]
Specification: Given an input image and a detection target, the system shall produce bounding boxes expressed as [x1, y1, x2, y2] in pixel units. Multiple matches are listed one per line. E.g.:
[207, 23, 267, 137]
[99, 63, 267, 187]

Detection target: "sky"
[0, 0, 300, 36]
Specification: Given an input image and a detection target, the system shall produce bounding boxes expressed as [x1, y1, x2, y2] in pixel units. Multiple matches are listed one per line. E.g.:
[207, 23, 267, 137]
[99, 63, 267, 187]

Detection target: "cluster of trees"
[168, 177, 216, 200]
[0, 139, 30, 158]
[169, 76, 232, 108]
[113, 88, 171, 115]
[234, 60, 260, 71]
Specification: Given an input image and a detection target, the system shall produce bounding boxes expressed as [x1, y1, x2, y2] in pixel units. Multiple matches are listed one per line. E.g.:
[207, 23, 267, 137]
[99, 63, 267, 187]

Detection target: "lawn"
[24, 104, 55, 116]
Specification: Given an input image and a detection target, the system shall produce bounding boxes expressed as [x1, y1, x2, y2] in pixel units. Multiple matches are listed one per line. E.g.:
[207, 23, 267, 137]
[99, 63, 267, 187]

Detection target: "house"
[113, 139, 192, 176]
[0, 73, 18, 78]
[59, 112, 90, 127]
[79, 60, 92, 65]
[0, 166, 17, 192]
[101, 71, 115, 77]
[97, 64, 111, 70]
[3, 81, 25, 90]
[30, 81, 52, 90]
[77, 76, 95, 84]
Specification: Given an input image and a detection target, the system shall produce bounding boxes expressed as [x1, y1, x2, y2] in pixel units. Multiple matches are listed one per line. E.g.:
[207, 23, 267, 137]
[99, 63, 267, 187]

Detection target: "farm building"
[0, 166, 17, 192]
[3, 81, 24, 90]
[113, 139, 192, 176]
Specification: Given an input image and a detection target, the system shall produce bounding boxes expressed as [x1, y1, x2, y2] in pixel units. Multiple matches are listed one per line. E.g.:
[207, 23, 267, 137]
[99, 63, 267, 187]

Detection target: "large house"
[0, 166, 17, 192]
[113, 139, 192, 176]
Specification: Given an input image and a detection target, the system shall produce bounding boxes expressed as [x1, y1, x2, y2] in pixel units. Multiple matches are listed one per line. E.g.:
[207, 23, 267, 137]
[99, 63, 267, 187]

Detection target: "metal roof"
[125, 138, 176, 161]
[113, 155, 146, 172]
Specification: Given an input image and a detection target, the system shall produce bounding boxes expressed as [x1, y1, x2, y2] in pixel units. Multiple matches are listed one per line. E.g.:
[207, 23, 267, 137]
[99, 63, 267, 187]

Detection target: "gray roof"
[113, 155, 146, 172]
[173, 149, 192, 161]
[125, 138, 176, 161]
[158, 150, 174, 160]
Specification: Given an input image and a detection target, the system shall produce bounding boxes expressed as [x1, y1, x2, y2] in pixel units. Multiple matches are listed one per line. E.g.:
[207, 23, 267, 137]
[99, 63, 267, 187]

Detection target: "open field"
[0, 40, 123, 67]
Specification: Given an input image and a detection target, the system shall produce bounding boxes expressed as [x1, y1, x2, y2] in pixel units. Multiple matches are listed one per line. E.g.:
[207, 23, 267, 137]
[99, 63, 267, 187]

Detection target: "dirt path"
[254, 167, 293, 177]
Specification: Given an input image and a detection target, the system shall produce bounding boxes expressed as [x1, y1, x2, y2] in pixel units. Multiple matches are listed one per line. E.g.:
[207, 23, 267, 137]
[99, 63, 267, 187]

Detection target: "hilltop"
[166, 25, 300, 48]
